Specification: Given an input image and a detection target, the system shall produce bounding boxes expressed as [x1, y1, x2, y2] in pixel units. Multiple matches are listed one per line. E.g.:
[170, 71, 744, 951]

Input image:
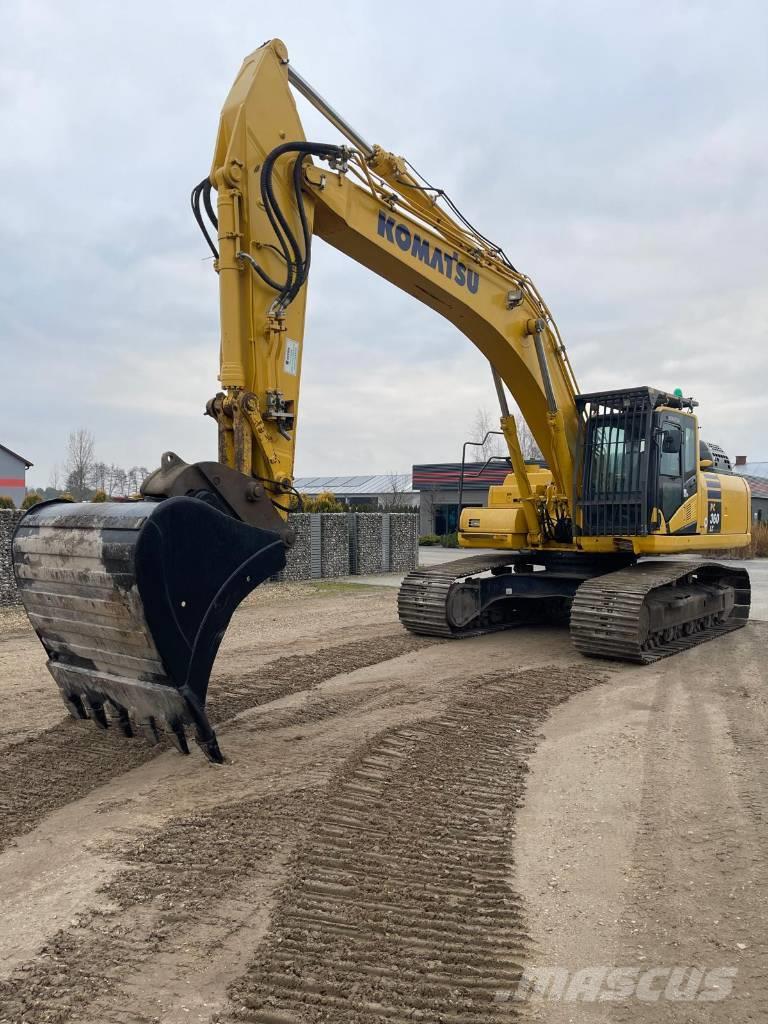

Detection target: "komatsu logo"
[377, 213, 480, 294]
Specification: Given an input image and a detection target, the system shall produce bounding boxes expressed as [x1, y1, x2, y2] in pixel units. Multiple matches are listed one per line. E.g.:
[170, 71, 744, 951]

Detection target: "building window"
[434, 504, 458, 536]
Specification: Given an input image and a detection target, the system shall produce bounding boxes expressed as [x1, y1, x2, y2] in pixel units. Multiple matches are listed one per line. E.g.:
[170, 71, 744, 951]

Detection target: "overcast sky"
[2, 0, 766, 487]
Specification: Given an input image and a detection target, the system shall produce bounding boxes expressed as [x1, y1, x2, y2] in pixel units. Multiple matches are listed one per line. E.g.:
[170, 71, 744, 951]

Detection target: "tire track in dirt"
[604, 631, 768, 1023]
[0, 663, 605, 1024]
[0, 793, 316, 1024]
[224, 665, 605, 1024]
[0, 633, 438, 852]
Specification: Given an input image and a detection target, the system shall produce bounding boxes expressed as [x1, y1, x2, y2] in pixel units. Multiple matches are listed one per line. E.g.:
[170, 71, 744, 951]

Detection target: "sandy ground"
[515, 619, 768, 1022]
[0, 579, 766, 1023]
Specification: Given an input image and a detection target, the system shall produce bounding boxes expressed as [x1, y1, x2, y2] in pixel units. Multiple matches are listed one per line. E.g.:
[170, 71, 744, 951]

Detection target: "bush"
[419, 534, 441, 546]
[298, 490, 345, 513]
[21, 492, 43, 509]
[439, 531, 460, 548]
[92, 490, 108, 503]
[0, 495, 15, 509]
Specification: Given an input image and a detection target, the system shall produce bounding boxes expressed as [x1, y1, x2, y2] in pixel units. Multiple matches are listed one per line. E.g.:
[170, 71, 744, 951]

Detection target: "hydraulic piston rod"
[287, 65, 374, 158]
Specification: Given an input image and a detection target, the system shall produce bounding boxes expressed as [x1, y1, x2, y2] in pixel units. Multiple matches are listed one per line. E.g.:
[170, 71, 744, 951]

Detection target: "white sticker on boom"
[283, 339, 299, 376]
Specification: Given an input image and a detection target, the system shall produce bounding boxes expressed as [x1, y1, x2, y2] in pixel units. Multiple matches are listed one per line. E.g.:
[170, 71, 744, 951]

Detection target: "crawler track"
[398, 554, 514, 637]
[571, 559, 751, 662]
[401, 555, 751, 666]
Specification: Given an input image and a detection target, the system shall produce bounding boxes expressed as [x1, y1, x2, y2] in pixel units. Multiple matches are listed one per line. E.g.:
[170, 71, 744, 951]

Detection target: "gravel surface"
[0, 583, 765, 1023]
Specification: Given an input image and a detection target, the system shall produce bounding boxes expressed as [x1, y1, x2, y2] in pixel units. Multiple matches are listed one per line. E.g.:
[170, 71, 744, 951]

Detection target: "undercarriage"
[398, 551, 750, 661]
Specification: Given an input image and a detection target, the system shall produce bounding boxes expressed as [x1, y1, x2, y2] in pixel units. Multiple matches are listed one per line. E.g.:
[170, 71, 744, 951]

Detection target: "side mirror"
[662, 429, 682, 455]
[699, 458, 714, 470]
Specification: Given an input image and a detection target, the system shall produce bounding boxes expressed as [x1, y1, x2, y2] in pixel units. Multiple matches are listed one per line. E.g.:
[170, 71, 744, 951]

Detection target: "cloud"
[1, 0, 766, 489]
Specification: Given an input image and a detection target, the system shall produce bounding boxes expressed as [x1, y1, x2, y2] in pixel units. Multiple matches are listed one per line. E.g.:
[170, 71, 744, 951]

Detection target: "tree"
[470, 408, 503, 462]
[106, 464, 127, 496]
[91, 462, 109, 493]
[92, 490, 108, 503]
[470, 405, 542, 464]
[126, 466, 150, 495]
[48, 463, 62, 491]
[380, 472, 412, 511]
[515, 412, 543, 462]
[65, 429, 96, 500]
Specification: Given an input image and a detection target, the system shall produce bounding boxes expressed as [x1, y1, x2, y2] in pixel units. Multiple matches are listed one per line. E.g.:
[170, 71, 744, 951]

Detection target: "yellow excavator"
[13, 40, 751, 761]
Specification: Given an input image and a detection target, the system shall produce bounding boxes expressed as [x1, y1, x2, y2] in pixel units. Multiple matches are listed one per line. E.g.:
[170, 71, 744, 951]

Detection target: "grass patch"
[703, 521, 768, 559]
[311, 580, 388, 595]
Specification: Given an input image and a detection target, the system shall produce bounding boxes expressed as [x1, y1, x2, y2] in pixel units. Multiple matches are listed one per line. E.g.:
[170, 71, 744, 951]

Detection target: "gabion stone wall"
[277, 513, 352, 582]
[389, 513, 420, 572]
[346, 513, 419, 575]
[0, 510, 25, 606]
[352, 513, 384, 575]
[277, 512, 418, 581]
[320, 514, 350, 577]
[280, 513, 312, 582]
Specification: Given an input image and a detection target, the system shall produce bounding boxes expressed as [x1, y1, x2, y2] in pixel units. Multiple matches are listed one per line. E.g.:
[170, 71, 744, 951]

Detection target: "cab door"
[655, 412, 697, 530]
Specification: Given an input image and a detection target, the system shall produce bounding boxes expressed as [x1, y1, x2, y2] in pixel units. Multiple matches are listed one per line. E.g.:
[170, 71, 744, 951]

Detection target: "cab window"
[659, 413, 697, 495]
[659, 440, 681, 477]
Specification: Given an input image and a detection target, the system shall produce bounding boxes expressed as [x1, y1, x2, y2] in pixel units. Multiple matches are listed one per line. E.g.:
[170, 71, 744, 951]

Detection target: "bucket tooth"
[63, 692, 88, 721]
[12, 496, 287, 762]
[169, 720, 190, 756]
[142, 717, 162, 746]
[84, 697, 109, 730]
[195, 730, 224, 765]
[113, 706, 134, 737]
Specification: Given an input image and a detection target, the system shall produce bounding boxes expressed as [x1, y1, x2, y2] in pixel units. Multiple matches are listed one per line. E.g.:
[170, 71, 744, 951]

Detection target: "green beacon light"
[673, 387, 683, 399]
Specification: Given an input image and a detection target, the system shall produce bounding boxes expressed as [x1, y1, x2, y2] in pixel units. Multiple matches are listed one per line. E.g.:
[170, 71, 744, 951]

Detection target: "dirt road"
[0, 581, 765, 1023]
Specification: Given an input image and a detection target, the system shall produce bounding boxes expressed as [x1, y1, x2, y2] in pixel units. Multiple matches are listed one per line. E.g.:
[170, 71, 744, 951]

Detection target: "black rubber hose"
[195, 142, 344, 307]
[191, 179, 219, 259]
[260, 142, 343, 308]
[202, 179, 218, 229]
[258, 173, 297, 297]
[283, 153, 313, 305]
[191, 173, 290, 293]
[260, 153, 307, 301]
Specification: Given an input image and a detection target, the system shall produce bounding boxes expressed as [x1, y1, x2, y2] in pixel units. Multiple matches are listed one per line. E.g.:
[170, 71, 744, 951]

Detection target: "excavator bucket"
[12, 497, 286, 761]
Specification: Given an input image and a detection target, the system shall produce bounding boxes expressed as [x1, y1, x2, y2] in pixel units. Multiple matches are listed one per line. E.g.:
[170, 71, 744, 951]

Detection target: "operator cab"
[576, 386, 713, 537]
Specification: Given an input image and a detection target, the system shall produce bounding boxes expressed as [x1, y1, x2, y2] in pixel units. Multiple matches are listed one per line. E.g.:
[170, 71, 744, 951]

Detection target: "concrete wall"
[0, 509, 24, 606]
